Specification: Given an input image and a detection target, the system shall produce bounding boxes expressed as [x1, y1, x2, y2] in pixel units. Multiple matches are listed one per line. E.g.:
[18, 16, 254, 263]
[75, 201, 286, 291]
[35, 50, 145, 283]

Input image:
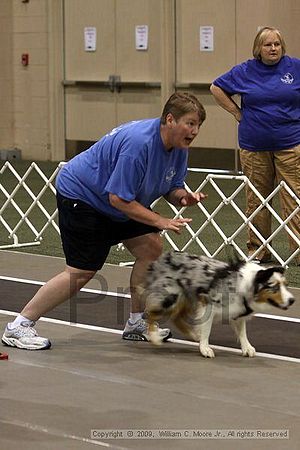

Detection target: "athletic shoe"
[122, 318, 171, 342]
[2, 322, 51, 350]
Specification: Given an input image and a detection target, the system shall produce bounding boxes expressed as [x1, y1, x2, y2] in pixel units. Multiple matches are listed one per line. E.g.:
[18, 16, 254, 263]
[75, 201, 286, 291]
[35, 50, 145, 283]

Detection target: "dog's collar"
[234, 297, 254, 319]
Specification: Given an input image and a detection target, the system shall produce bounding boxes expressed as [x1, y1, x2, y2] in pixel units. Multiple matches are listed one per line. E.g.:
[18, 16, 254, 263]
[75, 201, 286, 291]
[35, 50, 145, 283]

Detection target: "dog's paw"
[241, 344, 256, 358]
[199, 344, 215, 358]
[149, 331, 163, 346]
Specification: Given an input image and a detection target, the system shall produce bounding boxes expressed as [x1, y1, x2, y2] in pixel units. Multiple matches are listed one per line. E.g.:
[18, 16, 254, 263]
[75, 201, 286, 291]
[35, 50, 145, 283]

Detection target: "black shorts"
[56, 192, 159, 271]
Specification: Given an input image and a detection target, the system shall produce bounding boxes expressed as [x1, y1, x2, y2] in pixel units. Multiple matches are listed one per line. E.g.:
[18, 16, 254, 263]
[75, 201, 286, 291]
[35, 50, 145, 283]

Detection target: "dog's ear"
[254, 267, 285, 289]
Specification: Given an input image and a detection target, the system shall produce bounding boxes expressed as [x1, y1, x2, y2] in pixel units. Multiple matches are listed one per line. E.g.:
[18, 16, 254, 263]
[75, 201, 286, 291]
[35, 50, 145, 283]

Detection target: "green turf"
[1, 160, 299, 287]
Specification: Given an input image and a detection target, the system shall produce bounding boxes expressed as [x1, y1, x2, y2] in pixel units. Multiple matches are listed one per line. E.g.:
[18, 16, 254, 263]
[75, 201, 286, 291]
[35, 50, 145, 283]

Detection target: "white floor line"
[255, 313, 300, 323]
[1, 309, 299, 364]
[0, 275, 131, 298]
[0, 418, 127, 449]
[168, 337, 300, 364]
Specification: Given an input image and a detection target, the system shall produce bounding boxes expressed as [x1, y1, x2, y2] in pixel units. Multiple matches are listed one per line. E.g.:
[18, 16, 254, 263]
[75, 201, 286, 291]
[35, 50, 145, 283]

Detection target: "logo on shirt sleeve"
[280, 73, 294, 84]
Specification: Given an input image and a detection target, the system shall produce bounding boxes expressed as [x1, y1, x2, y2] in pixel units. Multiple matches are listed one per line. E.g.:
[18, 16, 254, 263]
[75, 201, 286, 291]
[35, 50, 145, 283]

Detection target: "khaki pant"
[239, 145, 300, 263]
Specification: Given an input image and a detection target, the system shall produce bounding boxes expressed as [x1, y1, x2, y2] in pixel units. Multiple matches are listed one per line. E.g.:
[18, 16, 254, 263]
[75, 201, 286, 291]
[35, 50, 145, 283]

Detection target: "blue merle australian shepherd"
[143, 252, 295, 358]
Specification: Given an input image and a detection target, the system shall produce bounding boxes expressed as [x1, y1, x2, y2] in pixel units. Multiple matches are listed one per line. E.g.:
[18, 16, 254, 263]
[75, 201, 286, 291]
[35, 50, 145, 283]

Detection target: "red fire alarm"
[21, 53, 29, 66]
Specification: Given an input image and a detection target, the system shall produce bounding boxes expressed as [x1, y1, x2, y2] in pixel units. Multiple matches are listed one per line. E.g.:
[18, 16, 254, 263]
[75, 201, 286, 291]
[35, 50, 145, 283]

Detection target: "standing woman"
[210, 26, 300, 264]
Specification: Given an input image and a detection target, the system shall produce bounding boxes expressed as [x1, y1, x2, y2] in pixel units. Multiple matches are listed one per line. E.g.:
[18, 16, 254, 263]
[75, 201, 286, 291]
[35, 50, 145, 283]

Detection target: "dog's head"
[253, 267, 295, 311]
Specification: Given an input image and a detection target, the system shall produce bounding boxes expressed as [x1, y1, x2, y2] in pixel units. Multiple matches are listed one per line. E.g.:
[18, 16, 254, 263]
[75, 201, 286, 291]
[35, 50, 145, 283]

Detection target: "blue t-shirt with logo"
[213, 56, 300, 151]
[56, 118, 188, 221]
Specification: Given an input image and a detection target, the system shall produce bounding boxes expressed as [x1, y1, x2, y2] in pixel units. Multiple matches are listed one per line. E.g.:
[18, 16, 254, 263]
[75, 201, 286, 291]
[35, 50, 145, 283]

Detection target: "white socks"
[129, 312, 143, 324]
[8, 314, 33, 329]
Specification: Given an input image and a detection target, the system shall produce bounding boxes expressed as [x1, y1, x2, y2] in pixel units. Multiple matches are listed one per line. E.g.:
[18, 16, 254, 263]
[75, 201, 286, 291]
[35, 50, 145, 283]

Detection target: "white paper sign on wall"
[200, 26, 214, 52]
[135, 25, 148, 51]
[84, 27, 97, 52]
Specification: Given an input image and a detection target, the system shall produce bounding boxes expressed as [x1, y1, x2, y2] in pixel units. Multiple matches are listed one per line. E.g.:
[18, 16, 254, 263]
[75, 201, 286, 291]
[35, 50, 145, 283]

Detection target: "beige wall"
[0, 0, 13, 149]
[236, 0, 300, 62]
[1, 0, 300, 161]
[0, 0, 64, 162]
[13, 0, 50, 160]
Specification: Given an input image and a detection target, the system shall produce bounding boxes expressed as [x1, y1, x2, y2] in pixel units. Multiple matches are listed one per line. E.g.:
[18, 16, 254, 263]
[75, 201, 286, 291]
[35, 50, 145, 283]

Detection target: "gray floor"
[0, 250, 300, 450]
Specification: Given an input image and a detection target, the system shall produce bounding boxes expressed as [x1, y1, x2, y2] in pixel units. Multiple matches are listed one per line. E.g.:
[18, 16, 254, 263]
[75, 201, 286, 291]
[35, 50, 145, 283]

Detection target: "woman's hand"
[179, 191, 207, 206]
[154, 216, 192, 234]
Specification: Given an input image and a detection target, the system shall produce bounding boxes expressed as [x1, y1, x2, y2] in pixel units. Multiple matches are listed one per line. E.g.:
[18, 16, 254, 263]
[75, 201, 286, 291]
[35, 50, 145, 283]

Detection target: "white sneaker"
[122, 318, 171, 342]
[2, 322, 51, 350]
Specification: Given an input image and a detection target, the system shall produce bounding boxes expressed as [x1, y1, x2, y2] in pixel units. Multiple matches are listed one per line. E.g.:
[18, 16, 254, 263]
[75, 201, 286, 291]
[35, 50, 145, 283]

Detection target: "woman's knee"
[147, 236, 163, 260]
[65, 266, 97, 287]
[138, 234, 163, 261]
[124, 233, 163, 261]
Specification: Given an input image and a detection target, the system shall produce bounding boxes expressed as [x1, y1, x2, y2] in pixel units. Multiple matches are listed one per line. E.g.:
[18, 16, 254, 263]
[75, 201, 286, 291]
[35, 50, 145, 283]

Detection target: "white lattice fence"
[0, 162, 299, 266]
[150, 172, 300, 267]
[0, 162, 61, 249]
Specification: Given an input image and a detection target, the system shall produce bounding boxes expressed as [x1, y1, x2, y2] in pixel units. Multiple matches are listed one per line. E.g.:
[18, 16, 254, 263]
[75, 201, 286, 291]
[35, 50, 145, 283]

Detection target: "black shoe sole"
[122, 333, 148, 341]
[122, 331, 172, 342]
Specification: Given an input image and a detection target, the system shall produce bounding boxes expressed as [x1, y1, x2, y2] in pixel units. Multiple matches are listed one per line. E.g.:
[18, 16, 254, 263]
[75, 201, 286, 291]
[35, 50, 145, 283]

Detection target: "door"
[175, 0, 237, 150]
[63, 0, 162, 145]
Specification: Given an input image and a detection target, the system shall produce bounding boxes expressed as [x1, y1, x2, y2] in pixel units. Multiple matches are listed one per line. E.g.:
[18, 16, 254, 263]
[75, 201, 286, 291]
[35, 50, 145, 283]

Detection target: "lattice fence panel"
[1, 163, 299, 266]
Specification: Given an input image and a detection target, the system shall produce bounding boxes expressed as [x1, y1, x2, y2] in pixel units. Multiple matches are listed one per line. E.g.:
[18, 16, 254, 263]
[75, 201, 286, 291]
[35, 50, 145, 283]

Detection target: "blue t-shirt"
[213, 56, 300, 151]
[56, 118, 188, 221]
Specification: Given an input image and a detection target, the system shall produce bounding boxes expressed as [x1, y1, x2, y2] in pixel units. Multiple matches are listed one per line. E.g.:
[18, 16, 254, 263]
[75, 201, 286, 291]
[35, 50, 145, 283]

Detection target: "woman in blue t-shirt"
[210, 26, 300, 265]
[2, 92, 208, 350]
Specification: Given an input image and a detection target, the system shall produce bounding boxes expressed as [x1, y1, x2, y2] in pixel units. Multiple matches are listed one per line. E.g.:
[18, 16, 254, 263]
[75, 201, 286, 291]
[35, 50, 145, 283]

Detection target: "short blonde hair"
[252, 26, 286, 59]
